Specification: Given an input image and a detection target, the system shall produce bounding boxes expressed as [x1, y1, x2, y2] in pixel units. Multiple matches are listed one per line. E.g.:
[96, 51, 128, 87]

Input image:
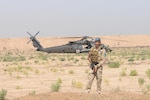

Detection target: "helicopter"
[27, 31, 112, 53]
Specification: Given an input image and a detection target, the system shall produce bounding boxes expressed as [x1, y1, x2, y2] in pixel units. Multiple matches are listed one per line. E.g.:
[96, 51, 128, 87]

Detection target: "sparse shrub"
[104, 79, 109, 86]
[110, 57, 115, 61]
[12, 62, 18, 65]
[79, 62, 83, 66]
[3, 55, 14, 62]
[69, 70, 74, 74]
[118, 78, 122, 81]
[81, 56, 86, 60]
[18, 56, 26, 61]
[59, 58, 65, 61]
[145, 69, 150, 79]
[72, 80, 83, 89]
[51, 58, 56, 61]
[120, 69, 127, 76]
[130, 70, 138, 76]
[34, 60, 39, 64]
[136, 56, 140, 60]
[25, 62, 30, 65]
[138, 78, 145, 87]
[16, 75, 21, 79]
[51, 82, 61, 92]
[0, 89, 7, 100]
[57, 78, 62, 84]
[17, 65, 23, 72]
[6, 67, 13, 76]
[51, 68, 58, 72]
[128, 57, 134, 62]
[35, 69, 40, 75]
[41, 62, 45, 65]
[38, 53, 48, 61]
[9, 72, 12, 76]
[108, 61, 120, 68]
[68, 57, 74, 61]
[145, 84, 150, 92]
[5, 66, 34, 77]
[15, 86, 21, 90]
[28, 55, 34, 60]
[74, 59, 79, 63]
[3, 55, 26, 62]
[141, 88, 148, 94]
[60, 69, 65, 72]
[22, 70, 29, 77]
[140, 49, 150, 55]
[25, 66, 33, 71]
[85, 69, 89, 74]
[29, 90, 36, 96]
[141, 56, 146, 60]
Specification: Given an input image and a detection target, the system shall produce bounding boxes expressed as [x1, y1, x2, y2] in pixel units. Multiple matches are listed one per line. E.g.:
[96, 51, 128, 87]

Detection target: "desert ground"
[0, 34, 150, 100]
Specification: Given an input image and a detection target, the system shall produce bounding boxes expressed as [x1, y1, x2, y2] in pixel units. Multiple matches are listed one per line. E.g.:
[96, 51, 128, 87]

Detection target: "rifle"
[101, 44, 112, 53]
[90, 62, 98, 73]
[90, 62, 98, 70]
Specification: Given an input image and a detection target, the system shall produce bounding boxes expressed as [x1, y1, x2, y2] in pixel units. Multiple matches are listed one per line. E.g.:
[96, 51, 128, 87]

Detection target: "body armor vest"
[90, 46, 103, 62]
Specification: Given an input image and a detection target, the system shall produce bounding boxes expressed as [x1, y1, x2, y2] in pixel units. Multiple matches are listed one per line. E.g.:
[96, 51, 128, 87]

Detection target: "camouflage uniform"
[86, 46, 106, 92]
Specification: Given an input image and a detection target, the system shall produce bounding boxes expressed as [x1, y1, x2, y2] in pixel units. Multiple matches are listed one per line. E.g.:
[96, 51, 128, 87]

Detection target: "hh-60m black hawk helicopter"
[27, 31, 112, 53]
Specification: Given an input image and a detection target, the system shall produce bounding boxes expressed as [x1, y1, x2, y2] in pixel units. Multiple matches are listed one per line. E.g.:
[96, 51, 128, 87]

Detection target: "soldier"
[86, 37, 106, 94]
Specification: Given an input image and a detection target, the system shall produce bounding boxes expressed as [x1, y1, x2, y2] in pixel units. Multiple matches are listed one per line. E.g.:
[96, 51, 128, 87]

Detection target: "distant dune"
[0, 34, 150, 52]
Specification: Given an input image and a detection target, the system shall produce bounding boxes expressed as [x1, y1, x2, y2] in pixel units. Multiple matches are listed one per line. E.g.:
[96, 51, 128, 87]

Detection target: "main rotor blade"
[49, 36, 128, 43]
[34, 31, 40, 37]
[27, 40, 32, 44]
[27, 31, 33, 37]
[61, 37, 81, 39]
[54, 36, 93, 39]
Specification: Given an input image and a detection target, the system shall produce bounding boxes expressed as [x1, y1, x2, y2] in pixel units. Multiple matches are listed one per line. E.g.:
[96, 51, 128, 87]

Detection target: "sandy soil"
[15, 92, 150, 100]
[1, 63, 150, 100]
[0, 34, 150, 100]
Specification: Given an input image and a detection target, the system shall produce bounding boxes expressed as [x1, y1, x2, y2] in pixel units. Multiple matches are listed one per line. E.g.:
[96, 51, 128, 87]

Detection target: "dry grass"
[0, 47, 150, 100]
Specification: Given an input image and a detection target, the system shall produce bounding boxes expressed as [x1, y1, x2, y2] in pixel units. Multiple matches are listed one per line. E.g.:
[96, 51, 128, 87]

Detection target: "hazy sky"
[0, 0, 150, 38]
